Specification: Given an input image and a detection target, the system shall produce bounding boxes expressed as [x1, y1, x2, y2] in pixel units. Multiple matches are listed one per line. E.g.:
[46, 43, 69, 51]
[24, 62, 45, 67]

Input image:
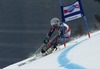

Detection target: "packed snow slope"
[3, 31, 100, 69]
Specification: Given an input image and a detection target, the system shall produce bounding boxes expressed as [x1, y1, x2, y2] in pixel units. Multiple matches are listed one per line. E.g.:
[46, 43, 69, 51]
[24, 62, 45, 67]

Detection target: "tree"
[95, 0, 100, 3]
[94, 0, 100, 29]
[74, 24, 85, 36]
[94, 15, 100, 29]
[95, 15, 100, 23]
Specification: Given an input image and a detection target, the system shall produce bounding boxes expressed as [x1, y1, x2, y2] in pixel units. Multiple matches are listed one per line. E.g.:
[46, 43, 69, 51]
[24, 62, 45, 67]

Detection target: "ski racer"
[41, 18, 71, 54]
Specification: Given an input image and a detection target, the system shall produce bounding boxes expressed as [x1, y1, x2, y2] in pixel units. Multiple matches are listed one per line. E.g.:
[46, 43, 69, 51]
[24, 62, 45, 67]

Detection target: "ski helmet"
[50, 18, 60, 27]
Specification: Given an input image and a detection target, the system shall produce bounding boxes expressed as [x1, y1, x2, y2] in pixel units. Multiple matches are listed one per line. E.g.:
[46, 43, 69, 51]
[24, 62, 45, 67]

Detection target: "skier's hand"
[58, 30, 61, 35]
[43, 37, 49, 44]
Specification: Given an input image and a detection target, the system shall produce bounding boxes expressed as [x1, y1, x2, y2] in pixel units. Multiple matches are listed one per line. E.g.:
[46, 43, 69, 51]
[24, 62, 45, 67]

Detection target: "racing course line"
[58, 31, 100, 69]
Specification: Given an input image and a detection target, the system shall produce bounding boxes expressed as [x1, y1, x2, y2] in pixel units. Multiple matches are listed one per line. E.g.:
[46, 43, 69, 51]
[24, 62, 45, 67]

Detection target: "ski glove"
[43, 37, 49, 44]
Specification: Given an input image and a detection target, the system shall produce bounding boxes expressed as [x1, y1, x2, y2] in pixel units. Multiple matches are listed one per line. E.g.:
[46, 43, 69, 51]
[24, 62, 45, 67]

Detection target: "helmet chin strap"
[51, 22, 56, 26]
[57, 23, 60, 26]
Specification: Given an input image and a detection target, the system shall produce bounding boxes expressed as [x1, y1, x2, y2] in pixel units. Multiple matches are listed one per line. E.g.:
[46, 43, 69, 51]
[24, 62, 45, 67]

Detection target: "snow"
[3, 31, 100, 69]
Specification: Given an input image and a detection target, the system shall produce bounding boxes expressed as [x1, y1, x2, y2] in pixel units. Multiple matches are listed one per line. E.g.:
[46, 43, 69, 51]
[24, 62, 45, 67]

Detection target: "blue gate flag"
[62, 1, 84, 22]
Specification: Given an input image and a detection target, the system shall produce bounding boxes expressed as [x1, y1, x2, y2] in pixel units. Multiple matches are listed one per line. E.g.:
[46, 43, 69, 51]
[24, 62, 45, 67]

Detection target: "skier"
[41, 18, 71, 55]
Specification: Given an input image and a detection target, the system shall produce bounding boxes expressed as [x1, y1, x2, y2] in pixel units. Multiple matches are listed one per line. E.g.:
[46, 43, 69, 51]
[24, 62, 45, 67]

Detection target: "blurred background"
[0, 0, 100, 68]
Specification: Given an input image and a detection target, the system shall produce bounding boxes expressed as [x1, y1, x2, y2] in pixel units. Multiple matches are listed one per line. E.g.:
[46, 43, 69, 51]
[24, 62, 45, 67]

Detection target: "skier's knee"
[41, 49, 45, 53]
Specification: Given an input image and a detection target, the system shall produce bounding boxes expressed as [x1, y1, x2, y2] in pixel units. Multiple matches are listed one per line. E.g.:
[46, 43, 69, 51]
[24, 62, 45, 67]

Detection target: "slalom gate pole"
[59, 0, 66, 47]
[78, 0, 91, 38]
[83, 16, 90, 38]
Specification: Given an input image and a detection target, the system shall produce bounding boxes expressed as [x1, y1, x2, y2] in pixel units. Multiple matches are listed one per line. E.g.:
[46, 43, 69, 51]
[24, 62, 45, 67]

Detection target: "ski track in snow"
[58, 31, 100, 69]
[3, 31, 100, 69]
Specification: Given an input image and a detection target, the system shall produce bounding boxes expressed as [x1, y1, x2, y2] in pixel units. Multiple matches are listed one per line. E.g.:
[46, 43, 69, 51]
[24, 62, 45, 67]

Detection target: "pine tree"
[94, 0, 100, 29]
[95, 0, 100, 3]
[74, 24, 85, 36]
